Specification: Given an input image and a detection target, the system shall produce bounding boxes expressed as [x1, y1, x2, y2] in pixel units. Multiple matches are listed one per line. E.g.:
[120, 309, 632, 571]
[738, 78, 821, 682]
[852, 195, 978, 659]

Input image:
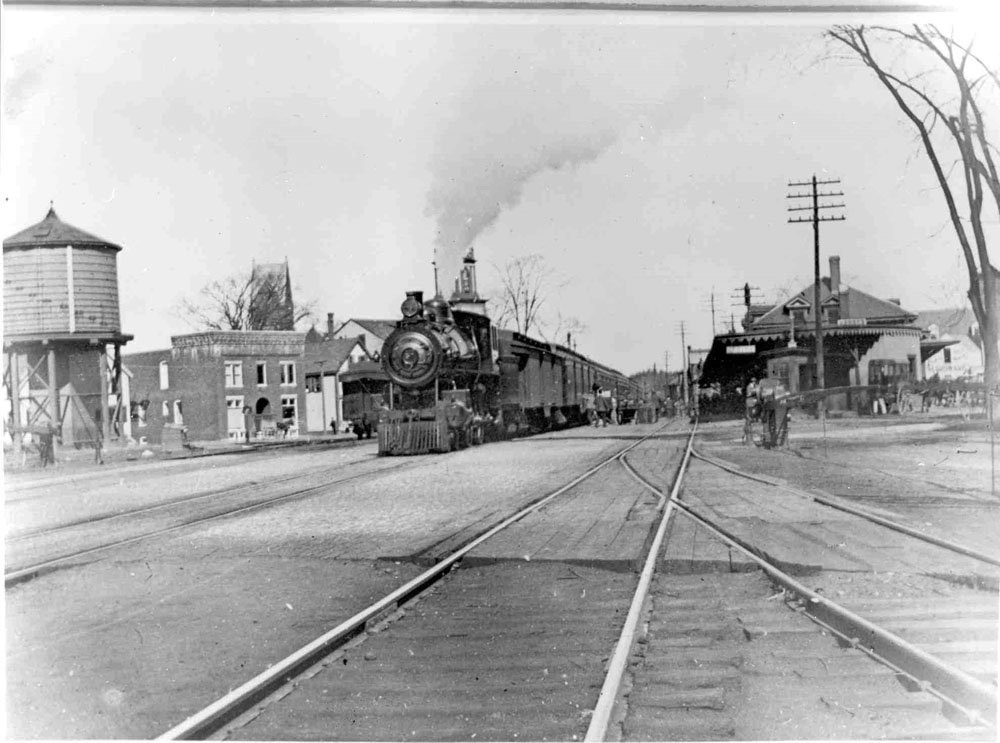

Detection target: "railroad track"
[154, 422, 688, 740]
[599, 441, 998, 740]
[690, 448, 1000, 570]
[153, 418, 996, 740]
[4, 456, 421, 588]
[15, 416, 993, 740]
[2, 438, 368, 501]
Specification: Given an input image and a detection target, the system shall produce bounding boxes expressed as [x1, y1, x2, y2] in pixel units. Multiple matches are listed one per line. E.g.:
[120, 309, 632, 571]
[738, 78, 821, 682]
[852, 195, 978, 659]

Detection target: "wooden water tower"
[3, 206, 133, 448]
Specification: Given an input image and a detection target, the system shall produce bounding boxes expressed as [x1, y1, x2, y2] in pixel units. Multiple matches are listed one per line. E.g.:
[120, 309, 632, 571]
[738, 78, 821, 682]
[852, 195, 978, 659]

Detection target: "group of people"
[590, 385, 617, 427]
[741, 374, 791, 446]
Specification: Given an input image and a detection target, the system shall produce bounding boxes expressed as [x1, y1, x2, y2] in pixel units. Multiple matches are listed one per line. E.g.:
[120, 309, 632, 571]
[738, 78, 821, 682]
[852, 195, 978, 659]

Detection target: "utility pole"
[731, 283, 761, 332]
[788, 175, 845, 420]
[699, 290, 717, 337]
[704, 290, 717, 337]
[664, 350, 669, 401]
[677, 322, 688, 410]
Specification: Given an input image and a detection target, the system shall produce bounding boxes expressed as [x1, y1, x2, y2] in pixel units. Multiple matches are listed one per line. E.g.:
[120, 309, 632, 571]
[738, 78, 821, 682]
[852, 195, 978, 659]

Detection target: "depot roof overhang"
[715, 324, 922, 345]
[699, 324, 922, 385]
[920, 337, 960, 362]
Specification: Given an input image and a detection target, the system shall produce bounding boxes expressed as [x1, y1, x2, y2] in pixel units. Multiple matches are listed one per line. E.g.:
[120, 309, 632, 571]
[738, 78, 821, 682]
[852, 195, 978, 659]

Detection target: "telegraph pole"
[788, 175, 845, 419]
[701, 290, 718, 337]
[731, 283, 761, 332]
[664, 350, 669, 402]
[677, 322, 688, 410]
[709, 291, 716, 337]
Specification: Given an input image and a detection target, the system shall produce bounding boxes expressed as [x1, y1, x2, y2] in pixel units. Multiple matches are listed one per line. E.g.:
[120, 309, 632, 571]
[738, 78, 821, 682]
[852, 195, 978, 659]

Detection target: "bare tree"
[179, 268, 314, 331]
[544, 312, 588, 349]
[828, 24, 1000, 385]
[486, 255, 589, 346]
[489, 255, 554, 336]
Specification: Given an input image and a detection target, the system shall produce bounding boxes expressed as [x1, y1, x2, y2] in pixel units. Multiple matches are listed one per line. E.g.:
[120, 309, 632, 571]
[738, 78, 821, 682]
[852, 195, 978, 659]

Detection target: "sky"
[3, 5, 999, 376]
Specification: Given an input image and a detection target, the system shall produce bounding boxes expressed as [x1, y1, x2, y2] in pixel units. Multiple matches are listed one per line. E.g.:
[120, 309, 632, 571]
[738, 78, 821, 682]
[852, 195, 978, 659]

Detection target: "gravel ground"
[8, 416, 994, 740]
[5, 444, 379, 535]
[4, 433, 628, 739]
[695, 414, 1000, 559]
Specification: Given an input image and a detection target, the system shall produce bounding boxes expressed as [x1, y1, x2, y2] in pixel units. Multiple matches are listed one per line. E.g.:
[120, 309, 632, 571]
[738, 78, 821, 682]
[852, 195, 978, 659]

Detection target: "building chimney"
[327, 312, 335, 339]
[829, 255, 841, 294]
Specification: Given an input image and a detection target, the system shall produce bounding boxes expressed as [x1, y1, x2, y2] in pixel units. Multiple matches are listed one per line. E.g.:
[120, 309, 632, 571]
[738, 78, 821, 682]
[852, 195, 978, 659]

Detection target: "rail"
[156, 422, 676, 740]
[584, 434, 997, 736]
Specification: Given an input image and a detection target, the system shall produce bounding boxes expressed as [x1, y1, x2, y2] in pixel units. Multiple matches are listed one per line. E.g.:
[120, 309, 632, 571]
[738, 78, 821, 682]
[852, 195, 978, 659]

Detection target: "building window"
[773, 362, 789, 388]
[280, 361, 296, 386]
[826, 307, 840, 324]
[256, 362, 267, 386]
[161, 401, 170, 419]
[134, 401, 148, 428]
[943, 348, 952, 363]
[159, 361, 169, 390]
[869, 359, 911, 386]
[225, 361, 243, 388]
[305, 374, 322, 393]
[173, 400, 184, 426]
[281, 394, 298, 423]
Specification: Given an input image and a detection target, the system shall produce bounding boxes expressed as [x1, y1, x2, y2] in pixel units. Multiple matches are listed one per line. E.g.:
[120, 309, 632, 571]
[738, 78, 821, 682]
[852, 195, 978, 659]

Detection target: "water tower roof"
[4, 206, 123, 253]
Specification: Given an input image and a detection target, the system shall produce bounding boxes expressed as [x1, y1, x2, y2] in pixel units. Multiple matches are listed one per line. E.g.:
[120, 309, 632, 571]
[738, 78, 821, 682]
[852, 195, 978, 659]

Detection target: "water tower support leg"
[99, 347, 110, 443]
[9, 350, 24, 455]
[47, 348, 58, 429]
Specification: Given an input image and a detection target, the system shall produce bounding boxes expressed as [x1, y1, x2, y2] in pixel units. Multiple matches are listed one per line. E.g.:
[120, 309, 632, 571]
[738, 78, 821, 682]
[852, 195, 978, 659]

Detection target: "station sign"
[726, 345, 756, 355]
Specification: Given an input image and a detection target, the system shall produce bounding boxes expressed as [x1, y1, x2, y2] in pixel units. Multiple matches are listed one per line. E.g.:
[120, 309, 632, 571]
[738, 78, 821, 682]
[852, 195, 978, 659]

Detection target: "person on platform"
[243, 404, 254, 443]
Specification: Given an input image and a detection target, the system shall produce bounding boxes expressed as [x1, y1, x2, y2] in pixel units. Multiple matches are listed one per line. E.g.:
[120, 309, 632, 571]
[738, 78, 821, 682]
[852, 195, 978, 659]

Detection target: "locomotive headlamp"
[401, 294, 422, 318]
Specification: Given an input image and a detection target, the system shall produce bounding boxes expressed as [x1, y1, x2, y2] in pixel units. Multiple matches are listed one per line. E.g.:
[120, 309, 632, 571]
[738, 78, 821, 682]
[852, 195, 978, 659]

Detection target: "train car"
[377, 288, 642, 455]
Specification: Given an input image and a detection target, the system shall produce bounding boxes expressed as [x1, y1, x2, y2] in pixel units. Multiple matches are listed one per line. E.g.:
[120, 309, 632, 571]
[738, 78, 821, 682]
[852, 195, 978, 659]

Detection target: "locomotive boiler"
[375, 286, 647, 455]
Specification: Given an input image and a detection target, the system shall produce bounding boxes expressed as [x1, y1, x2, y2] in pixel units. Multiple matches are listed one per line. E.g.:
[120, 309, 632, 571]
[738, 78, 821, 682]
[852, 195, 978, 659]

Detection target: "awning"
[920, 337, 960, 362]
[716, 324, 921, 345]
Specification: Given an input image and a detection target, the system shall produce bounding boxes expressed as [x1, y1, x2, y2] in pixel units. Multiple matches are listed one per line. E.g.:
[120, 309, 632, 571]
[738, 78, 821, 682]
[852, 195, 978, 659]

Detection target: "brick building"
[126, 331, 306, 443]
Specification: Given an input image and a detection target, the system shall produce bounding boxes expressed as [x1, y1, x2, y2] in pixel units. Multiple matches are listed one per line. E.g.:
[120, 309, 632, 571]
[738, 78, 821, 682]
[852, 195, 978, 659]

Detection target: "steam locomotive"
[375, 287, 644, 455]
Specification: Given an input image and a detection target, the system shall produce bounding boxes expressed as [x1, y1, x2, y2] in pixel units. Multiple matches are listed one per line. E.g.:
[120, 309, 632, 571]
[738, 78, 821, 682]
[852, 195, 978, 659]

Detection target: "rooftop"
[4, 206, 123, 253]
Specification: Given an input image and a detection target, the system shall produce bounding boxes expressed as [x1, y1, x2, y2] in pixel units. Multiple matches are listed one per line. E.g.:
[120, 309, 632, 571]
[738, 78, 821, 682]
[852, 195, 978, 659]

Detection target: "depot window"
[280, 361, 296, 386]
[159, 361, 169, 390]
[868, 359, 911, 386]
[256, 362, 267, 386]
